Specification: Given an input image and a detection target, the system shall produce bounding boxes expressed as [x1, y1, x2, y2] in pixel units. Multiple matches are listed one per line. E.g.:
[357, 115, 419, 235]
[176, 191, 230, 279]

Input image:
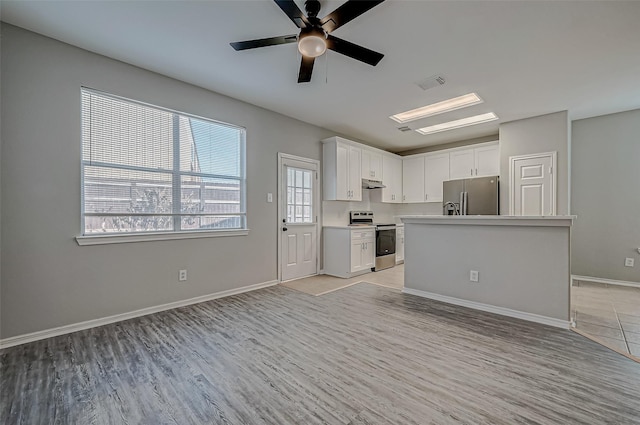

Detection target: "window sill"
[75, 229, 250, 246]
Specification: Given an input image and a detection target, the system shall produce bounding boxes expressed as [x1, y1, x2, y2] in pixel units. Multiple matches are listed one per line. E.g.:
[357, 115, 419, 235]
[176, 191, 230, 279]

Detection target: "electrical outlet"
[179, 269, 188, 281]
[470, 270, 479, 282]
[625, 258, 634, 267]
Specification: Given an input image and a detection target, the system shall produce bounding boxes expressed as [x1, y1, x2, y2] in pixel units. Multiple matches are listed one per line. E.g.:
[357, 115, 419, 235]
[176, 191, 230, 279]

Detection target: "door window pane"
[286, 166, 313, 223]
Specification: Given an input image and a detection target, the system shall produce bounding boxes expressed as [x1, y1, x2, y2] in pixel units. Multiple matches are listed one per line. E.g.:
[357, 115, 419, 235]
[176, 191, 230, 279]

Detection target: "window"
[286, 167, 313, 223]
[81, 88, 246, 236]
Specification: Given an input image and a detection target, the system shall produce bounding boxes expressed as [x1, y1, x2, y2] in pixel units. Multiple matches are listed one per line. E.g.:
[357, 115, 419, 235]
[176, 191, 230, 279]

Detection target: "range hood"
[362, 178, 386, 189]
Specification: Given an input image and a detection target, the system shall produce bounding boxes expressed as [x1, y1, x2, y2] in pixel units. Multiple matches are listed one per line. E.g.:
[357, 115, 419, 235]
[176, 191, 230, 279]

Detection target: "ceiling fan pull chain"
[325, 50, 329, 84]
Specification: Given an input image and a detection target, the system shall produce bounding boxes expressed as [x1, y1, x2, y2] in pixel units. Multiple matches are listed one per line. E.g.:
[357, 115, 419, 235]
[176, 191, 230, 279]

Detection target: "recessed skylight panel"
[415, 113, 499, 135]
[390, 93, 483, 123]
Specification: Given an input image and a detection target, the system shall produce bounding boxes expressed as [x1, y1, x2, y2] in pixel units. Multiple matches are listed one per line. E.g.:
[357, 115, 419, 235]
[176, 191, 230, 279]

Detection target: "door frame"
[277, 153, 321, 282]
[509, 151, 557, 216]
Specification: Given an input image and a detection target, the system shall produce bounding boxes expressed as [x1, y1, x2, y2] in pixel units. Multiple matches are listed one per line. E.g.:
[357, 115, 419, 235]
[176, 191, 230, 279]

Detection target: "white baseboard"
[402, 287, 570, 329]
[0, 280, 279, 350]
[571, 275, 640, 288]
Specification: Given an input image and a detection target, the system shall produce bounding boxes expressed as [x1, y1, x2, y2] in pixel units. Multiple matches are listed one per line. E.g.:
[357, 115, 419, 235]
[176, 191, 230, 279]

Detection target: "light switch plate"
[267, 193, 273, 203]
[625, 258, 634, 267]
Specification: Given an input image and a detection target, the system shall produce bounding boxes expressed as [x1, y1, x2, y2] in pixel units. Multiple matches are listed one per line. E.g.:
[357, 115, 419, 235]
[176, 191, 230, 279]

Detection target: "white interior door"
[279, 155, 319, 281]
[510, 152, 556, 216]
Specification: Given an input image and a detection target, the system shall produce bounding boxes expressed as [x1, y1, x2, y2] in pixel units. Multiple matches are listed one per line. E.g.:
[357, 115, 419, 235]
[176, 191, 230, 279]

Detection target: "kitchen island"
[399, 215, 574, 328]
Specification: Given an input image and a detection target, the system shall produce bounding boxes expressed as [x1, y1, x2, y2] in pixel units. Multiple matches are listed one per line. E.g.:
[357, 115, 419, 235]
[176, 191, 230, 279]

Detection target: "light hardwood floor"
[2, 282, 640, 424]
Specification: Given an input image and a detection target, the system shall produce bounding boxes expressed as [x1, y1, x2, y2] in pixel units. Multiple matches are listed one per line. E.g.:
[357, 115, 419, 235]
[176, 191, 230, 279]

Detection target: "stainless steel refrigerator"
[442, 176, 499, 215]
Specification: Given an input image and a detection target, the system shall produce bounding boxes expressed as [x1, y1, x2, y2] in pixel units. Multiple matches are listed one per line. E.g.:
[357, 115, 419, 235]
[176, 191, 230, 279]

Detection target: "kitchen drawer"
[351, 229, 375, 241]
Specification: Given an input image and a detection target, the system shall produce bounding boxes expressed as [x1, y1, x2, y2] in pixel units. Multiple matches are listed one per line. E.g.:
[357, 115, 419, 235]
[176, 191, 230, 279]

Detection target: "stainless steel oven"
[374, 224, 396, 271]
[350, 211, 396, 271]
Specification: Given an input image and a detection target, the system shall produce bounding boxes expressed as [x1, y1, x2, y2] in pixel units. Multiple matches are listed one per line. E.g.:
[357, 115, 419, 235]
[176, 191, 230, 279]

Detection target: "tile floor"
[571, 280, 640, 358]
[281, 264, 404, 296]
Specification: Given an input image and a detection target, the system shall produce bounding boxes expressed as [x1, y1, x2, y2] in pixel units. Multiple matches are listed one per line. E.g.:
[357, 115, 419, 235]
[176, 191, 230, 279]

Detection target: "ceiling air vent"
[397, 126, 412, 132]
[416, 74, 446, 91]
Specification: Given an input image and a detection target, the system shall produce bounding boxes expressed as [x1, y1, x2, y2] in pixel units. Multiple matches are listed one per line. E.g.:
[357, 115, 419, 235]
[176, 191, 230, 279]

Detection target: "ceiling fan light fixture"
[415, 112, 498, 135]
[298, 29, 327, 58]
[390, 93, 484, 123]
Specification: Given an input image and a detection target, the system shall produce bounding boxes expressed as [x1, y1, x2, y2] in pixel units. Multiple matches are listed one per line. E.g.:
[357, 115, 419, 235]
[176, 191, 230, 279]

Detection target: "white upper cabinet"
[424, 153, 450, 202]
[349, 146, 362, 200]
[323, 136, 498, 204]
[402, 156, 425, 203]
[449, 142, 499, 179]
[449, 149, 476, 179]
[361, 150, 383, 180]
[323, 137, 362, 201]
[474, 144, 500, 177]
[380, 155, 403, 203]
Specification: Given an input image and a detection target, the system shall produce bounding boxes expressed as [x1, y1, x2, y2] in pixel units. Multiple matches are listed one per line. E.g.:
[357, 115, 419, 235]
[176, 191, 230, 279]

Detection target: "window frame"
[77, 87, 248, 245]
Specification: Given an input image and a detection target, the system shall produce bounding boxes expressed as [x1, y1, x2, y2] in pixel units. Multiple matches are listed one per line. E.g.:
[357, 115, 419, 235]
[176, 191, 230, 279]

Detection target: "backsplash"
[322, 190, 442, 226]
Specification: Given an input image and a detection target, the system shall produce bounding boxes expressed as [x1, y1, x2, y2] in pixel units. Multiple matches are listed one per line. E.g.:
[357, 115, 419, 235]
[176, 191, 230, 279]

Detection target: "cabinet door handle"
[470, 168, 473, 176]
[475, 168, 478, 175]
[425, 194, 428, 200]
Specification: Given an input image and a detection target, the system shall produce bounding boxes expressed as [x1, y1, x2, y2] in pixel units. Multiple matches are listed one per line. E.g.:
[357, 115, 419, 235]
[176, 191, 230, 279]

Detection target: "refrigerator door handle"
[465, 192, 469, 215]
[461, 191, 468, 215]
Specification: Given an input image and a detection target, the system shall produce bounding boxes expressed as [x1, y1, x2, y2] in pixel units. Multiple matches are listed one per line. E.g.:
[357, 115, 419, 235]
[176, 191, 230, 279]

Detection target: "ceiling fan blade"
[320, 0, 385, 33]
[298, 56, 315, 83]
[274, 0, 310, 29]
[230, 35, 297, 51]
[326, 35, 384, 66]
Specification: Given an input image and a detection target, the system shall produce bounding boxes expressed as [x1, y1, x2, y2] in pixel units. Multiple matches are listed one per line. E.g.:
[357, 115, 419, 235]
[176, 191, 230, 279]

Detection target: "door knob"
[282, 227, 288, 232]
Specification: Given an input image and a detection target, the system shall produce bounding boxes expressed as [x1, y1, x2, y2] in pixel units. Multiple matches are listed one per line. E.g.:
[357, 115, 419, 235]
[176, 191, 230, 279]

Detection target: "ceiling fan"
[230, 0, 385, 83]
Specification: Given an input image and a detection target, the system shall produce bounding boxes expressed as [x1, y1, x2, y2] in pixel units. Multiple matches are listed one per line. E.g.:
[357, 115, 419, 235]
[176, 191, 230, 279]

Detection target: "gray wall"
[404, 222, 571, 322]
[0, 24, 334, 339]
[571, 109, 640, 283]
[499, 111, 570, 215]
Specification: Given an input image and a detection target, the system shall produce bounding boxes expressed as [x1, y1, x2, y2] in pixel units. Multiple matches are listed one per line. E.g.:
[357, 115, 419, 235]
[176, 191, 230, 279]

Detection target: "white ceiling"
[3, 0, 640, 152]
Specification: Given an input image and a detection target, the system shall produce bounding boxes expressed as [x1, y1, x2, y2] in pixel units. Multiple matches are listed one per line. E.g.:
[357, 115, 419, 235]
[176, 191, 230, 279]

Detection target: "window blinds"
[81, 89, 246, 234]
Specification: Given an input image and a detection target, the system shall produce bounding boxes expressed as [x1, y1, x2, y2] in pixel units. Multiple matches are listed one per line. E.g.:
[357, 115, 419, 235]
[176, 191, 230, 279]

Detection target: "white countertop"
[400, 215, 575, 227]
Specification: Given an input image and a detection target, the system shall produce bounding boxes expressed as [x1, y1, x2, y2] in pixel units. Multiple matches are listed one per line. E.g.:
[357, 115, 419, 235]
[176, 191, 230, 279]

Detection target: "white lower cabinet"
[351, 238, 375, 273]
[324, 227, 375, 278]
[396, 226, 404, 263]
